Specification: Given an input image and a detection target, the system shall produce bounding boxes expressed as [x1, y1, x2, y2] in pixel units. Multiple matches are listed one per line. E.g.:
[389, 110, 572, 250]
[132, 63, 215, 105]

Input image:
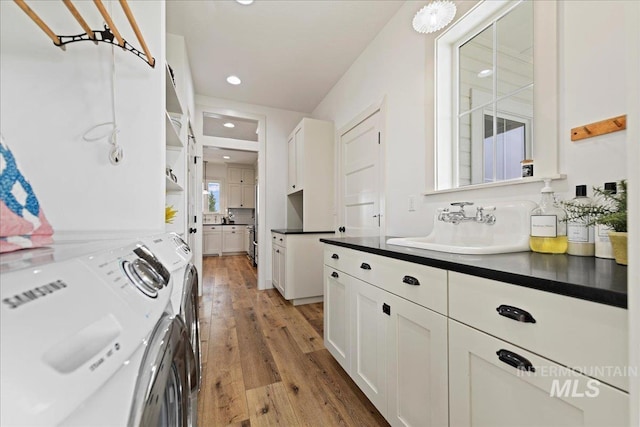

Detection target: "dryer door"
[128, 313, 196, 427]
[181, 264, 201, 391]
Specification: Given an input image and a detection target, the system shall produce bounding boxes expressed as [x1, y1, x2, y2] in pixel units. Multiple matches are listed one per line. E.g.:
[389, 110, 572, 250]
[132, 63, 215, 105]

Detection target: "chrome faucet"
[438, 202, 496, 225]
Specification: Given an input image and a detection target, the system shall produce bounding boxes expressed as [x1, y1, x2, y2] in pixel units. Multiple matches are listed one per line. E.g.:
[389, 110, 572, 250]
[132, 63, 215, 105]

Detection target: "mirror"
[435, 0, 557, 191]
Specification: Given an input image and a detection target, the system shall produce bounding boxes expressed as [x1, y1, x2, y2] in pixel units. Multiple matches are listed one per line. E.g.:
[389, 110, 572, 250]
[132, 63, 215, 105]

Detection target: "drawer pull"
[496, 349, 535, 372]
[496, 305, 536, 323]
[331, 272, 339, 278]
[331, 253, 339, 260]
[360, 263, 372, 270]
[402, 275, 420, 286]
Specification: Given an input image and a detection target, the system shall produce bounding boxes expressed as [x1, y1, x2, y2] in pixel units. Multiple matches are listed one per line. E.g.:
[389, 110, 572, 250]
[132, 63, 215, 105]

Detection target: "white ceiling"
[166, 0, 404, 113]
[203, 146, 258, 165]
[203, 112, 259, 141]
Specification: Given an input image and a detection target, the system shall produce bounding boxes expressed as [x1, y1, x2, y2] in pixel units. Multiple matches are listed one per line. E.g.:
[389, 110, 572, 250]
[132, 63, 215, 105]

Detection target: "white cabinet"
[386, 291, 448, 427]
[203, 225, 222, 256]
[285, 118, 334, 231]
[165, 64, 186, 236]
[323, 265, 350, 370]
[323, 246, 449, 426]
[272, 240, 285, 295]
[222, 226, 244, 253]
[271, 231, 331, 305]
[322, 243, 629, 427]
[350, 275, 388, 413]
[227, 165, 255, 208]
[449, 319, 628, 427]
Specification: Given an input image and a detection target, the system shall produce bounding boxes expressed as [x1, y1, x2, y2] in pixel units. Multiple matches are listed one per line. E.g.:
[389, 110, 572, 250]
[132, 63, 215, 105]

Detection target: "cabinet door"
[272, 244, 285, 295]
[350, 277, 388, 415]
[449, 320, 629, 427]
[241, 168, 255, 184]
[223, 230, 243, 252]
[228, 167, 243, 184]
[228, 183, 242, 208]
[294, 126, 304, 191]
[386, 292, 448, 427]
[324, 266, 350, 371]
[203, 232, 222, 255]
[241, 185, 255, 208]
[287, 134, 297, 194]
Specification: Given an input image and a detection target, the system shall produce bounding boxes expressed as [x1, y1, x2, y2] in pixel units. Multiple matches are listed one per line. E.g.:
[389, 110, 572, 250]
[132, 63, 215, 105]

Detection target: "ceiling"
[203, 112, 259, 141]
[203, 146, 258, 165]
[166, 0, 404, 113]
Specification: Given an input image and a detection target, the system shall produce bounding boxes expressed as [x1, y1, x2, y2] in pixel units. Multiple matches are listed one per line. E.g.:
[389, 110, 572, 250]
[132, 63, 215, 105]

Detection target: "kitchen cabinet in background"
[222, 226, 244, 253]
[227, 165, 255, 209]
[203, 225, 222, 256]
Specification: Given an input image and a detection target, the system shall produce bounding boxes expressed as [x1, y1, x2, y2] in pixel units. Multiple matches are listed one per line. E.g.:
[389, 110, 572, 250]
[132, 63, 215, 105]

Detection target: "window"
[434, 0, 559, 192]
[204, 181, 221, 213]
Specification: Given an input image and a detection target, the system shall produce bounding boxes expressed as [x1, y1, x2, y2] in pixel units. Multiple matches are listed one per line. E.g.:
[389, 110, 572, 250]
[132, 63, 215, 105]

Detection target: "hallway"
[197, 255, 388, 426]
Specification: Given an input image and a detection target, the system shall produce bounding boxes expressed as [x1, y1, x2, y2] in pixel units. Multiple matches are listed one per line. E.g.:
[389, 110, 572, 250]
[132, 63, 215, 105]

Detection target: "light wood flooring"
[197, 255, 389, 427]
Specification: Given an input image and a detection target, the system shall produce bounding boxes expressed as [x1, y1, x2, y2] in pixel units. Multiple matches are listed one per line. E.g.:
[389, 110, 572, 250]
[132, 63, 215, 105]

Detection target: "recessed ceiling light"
[223, 155, 231, 160]
[223, 122, 235, 128]
[236, 0, 254, 4]
[477, 69, 494, 78]
[226, 75, 241, 85]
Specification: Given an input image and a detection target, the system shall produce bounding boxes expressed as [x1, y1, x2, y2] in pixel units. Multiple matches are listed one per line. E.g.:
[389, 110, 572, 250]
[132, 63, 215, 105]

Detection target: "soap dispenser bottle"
[567, 185, 595, 256]
[529, 179, 568, 254]
[595, 182, 617, 259]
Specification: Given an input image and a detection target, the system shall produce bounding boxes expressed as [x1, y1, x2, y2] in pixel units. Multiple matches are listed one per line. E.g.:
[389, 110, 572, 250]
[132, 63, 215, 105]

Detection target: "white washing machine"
[0, 236, 197, 426]
[140, 233, 201, 391]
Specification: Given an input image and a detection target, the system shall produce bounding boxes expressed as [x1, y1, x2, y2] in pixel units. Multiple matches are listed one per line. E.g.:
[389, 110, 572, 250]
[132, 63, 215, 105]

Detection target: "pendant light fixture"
[412, 0, 457, 34]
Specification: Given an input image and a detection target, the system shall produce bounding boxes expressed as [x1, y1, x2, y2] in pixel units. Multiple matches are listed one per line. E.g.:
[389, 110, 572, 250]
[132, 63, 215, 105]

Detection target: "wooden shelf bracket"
[14, 0, 155, 68]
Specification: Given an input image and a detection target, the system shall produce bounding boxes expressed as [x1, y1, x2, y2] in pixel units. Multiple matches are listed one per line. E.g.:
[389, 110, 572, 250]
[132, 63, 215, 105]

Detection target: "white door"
[324, 266, 350, 371]
[449, 319, 629, 427]
[338, 109, 383, 236]
[350, 276, 388, 415]
[187, 131, 200, 261]
[386, 293, 449, 427]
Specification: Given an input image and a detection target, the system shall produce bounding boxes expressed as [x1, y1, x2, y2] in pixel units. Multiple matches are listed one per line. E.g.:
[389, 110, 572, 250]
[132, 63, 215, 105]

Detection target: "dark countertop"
[319, 236, 628, 309]
[271, 229, 334, 235]
[203, 223, 251, 226]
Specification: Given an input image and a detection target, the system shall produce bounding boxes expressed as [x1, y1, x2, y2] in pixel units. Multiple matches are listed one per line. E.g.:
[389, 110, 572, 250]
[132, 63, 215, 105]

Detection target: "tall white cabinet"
[286, 118, 334, 231]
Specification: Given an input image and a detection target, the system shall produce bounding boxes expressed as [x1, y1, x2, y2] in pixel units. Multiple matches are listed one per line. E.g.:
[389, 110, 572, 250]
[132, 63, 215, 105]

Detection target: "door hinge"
[194, 215, 197, 223]
[378, 132, 381, 144]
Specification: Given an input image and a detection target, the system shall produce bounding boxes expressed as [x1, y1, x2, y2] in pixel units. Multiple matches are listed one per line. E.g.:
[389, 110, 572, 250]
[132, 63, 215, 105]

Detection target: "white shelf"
[166, 176, 184, 192]
[166, 113, 183, 147]
[165, 64, 183, 115]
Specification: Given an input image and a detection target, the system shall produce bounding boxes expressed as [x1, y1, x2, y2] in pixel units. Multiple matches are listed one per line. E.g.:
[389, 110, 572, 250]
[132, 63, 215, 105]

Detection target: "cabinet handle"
[402, 275, 420, 286]
[279, 238, 283, 242]
[293, 185, 296, 189]
[276, 249, 280, 253]
[331, 271, 339, 278]
[273, 236, 276, 239]
[360, 262, 371, 270]
[382, 303, 391, 316]
[331, 253, 339, 260]
[338, 226, 346, 233]
[496, 305, 536, 324]
[496, 349, 536, 372]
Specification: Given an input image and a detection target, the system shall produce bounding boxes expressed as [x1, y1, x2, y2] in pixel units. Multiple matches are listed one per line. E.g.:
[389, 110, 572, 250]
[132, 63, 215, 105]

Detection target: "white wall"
[0, 1, 165, 240]
[195, 95, 306, 289]
[312, 0, 633, 238]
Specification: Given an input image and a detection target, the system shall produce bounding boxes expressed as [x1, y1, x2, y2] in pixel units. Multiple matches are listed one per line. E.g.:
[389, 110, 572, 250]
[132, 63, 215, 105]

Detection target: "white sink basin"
[387, 200, 537, 255]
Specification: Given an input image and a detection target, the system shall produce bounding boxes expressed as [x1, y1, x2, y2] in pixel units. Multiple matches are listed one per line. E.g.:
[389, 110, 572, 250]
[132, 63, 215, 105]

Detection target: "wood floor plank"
[307, 349, 390, 427]
[272, 300, 324, 354]
[198, 255, 387, 427]
[234, 306, 282, 390]
[201, 315, 249, 425]
[263, 325, 351, 426]
[245, 382, 301, 427]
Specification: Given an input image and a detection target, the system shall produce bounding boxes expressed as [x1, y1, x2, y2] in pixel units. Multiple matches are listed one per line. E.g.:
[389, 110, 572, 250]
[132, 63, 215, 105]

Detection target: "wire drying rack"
[14, 0, 155, 68]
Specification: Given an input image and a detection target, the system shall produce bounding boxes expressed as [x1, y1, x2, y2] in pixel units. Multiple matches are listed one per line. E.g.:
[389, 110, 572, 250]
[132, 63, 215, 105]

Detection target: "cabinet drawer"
[325, 247, 447, 315]
[323, 246, 354, 272]
[203, 225, 221, 233]
[271, 232, 286, 247]
[449, 272, 628, 391]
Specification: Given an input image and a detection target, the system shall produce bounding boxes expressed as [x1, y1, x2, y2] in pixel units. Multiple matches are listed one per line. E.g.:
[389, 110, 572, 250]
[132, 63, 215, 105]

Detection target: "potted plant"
[563, 180, 627, 265]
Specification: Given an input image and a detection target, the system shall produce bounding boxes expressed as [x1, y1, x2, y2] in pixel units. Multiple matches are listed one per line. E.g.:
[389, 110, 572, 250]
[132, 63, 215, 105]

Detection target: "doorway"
[197, 107, 267, 290]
